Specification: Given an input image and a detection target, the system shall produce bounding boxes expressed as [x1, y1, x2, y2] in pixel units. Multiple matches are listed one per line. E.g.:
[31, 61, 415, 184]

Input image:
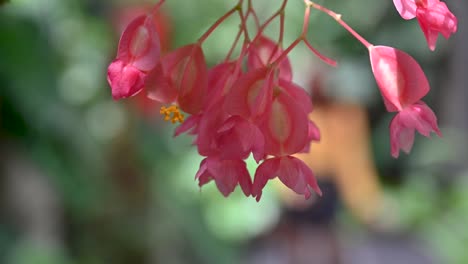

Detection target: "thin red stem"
[271, 38, 301, 67]
[306, 1, 372, 49]
[303, 39, 337, 66]
[198, 5, 240, 44]
[150, 0, 166, 17]
[252, 0, 288, 43]
[225, 26, 244, 62]
[247, 0, 261, 29]
[302, 4, 311, 36]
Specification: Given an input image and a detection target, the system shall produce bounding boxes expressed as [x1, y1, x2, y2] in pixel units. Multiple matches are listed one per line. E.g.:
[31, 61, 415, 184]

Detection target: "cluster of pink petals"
[107, 14, 323, 200]
[369, 45, 442, 158]
[393, 0, 457, 50]
[108, 14, 161, 99]
[107, 1, 452, 200]
[188, 35, 322, 199]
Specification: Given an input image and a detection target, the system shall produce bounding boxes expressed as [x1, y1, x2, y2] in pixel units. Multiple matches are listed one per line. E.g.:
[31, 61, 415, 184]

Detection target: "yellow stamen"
[160, 105, 185, 124]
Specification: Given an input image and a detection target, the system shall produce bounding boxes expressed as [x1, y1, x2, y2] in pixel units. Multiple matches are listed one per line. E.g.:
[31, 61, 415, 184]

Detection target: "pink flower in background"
[369, 45, 441, 157]
[107, 15, 161, 99]
[393, 0, 457, 50]
[390, 101, 441, 157]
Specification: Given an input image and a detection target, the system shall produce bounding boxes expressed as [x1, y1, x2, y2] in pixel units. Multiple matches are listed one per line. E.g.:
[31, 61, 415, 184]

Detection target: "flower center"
[160, 105, 185, 123]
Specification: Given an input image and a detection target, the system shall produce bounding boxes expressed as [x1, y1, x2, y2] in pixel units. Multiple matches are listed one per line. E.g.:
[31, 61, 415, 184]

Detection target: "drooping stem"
[225, 8, 250, 62]
[271, 38, 301, 67]
[302, 3, 311, 37]
[150, 0, 166, 17]
[303, 39, 337, 66]
[251, 0, 288, 44]
[198, 4, 240, 44]
[306, 0, 372, 49]
[247, 0, 261, 29]
[225, 26, 244, 62]
[301, 2, 337, 66]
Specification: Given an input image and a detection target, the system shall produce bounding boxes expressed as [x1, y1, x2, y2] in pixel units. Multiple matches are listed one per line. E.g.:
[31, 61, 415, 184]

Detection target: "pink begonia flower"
[261, 87, 310, 157]
[196, 156, 252, 197]
[393, 0, 457, 50]
[248, 35, 293, 81]
[146, 44, 208, 114]
[251, 80, 322, 200]
[369, 45, 441, 157]
[214, 116, 265, 162]
[223, 67, 274, 121]
[416, 0, 457, 51]
[252, 156, 322, 201]
[195, 101, 265, 162]
[390, 101, 441, 157]
[107, 15, 161, 99]
[204, 62, 242, 109]
[300, 120, 321, 154]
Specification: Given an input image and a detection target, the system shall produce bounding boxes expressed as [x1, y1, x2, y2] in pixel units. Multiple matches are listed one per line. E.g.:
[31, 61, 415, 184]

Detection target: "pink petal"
[215, 116, 264, 161]
[299, 120, 321, 153]
[196, 101, 229, 156]
[248, 35, 293, 81]
[390, 115, 415, 158]
[224, 68, 273, 120]
[176, 45, 208, 114]
[393, 0, 417, 20]
[262, 92, 309, 156]
[369, 46, 430, 111]
[389, 101, 441, 158]
[277, 156, 322, 199]
[252, 156, 321, 201]
[279, 79, 313, 114]
[174, 114, 201, 137]
[145, 63, 177, 103]
[107, 59, 145, 99]
[117, 15, 161, 72]
[196, 157, 252, 197]
[206, 62, 240, 109]
[416, 1, 457, 51]
[252, 158, 280, 201]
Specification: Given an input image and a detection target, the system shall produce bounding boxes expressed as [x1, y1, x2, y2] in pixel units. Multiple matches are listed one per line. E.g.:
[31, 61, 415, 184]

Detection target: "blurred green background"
[0, 0, 467, 263]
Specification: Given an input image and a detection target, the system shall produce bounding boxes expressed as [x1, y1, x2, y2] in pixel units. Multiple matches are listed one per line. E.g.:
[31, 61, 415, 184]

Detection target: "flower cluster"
[107, 0, 457, 199]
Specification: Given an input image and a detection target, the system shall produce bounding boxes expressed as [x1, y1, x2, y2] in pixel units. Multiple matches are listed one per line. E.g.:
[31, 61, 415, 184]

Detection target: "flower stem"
[306, 0, 372, 49]
[150, 0, 166, 17]
[271, 38, 301, 67]
[198, 4, 240, 44]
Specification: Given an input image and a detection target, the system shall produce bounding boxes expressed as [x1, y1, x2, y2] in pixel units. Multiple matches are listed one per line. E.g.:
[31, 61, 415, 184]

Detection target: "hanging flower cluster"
[107, 0, 457, 199]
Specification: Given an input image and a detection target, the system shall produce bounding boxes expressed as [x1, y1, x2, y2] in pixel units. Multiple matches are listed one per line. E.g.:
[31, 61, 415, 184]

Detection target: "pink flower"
[223, 67, 274, 121]
[252, 156, 322, 201]
[261, 83, 311, 157]
[195, 101, 265, 162]
[390, 101, 442, 158]
[393, 0, 457, 50]
[205, 62, 242, 109]
[416, 0, 457, 51]
[146, 44, 208, 115]
[369, 45, 430, 112]
[248, 35, 292, 81]
[107, 15, 161, 99]
[196, 156, 252, 197]
[369, 45, 441, 157]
